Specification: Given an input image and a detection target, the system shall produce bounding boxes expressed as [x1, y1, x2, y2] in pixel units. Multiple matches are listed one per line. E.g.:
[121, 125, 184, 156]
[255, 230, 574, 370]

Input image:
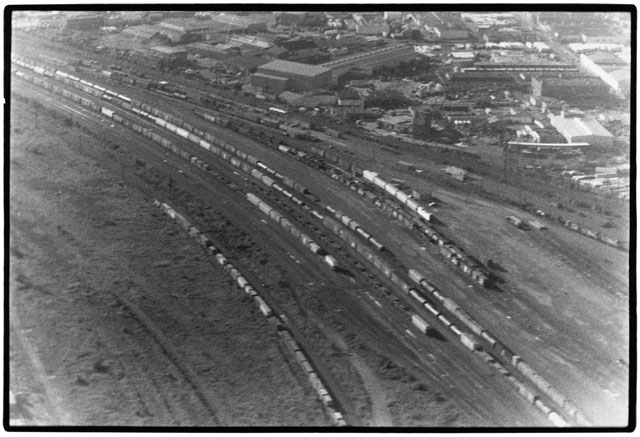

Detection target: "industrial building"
[377, 114, 414, 133]
[121, 24, 165, 43]
[356, 22, 390, 36]
[208, 14, 270, 33]
[531, 76, 610, 102]
[332, 90, 365, 118]
[548, 114, 615, 148]
[186, 42, 240, 60]
[579, 53, 630, 92]
[320, 44, 416, 82]
[434, 29, 471, 40]
[64, 14, 104, 30]
[252, 60, 332, 91]
[148, 46, 188, 63]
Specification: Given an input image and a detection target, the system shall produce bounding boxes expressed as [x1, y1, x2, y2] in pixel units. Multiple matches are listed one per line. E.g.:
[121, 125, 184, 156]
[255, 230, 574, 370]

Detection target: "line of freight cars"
[560, 217, 622, 249]
[362, 170, 492, 286]
[13, 62, 331, 241]
[246, 193, 338, 270]
[24, 70, 501, 410]
[14, 71, 313, 223]
[154, 200, 347, 427]
[363, 170, 433, 223]
[303, 148, 493, 288]
[17, 62, 584, 427]
[12, 60, 316, 212]
[320, 210, 485, 352]
[15, 54, 348, 424]
[15, 55, 623, 256]
[405, 267, 583, 426]
[201, 99, 495, 290]
[17, 63, 348, 424]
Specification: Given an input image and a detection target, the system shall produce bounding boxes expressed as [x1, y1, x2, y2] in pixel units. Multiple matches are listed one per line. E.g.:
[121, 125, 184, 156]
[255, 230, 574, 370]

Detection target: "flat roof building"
[122, 24, 164, 41]
[531, 76, 610, 102]
[549, 114, 614, 148]
[253, 60, 332, 91]
[320, 43, 416, 82]
[252, 72, 291, 94]
[149, 45, 188, 62]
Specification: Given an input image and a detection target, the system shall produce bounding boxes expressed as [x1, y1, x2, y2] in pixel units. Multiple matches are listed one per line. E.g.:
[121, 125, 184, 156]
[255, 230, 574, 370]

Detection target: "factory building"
[252, 60, 332, 91]
[434, 28, 471, 40]
[320, 44, 416, 82]
[252, 73, 291, 94]
[208, 14, 269, 33]
[579, 53, 630, 93]
[548, 114, 615, 148]
[64, 14, 104, 30]
[121, 24, 165, 43]
[148, 46, 188, 63]
[410, 106, 433, 138]
[531, 76, 610, 102]
[332, 90, 365, 118]
[186, 42, 240, 60]
[356, 22, 390, 36]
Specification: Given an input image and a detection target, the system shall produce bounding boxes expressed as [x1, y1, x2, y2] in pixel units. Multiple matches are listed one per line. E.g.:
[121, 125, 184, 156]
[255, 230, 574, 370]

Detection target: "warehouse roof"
[258, 60, 331, 77]
[584, 50, 628, 65]
[150, 46, 187, 55]
[539, 76, 606, 86]
[122, 24, 163, 39]
[550, 115, 613, 139]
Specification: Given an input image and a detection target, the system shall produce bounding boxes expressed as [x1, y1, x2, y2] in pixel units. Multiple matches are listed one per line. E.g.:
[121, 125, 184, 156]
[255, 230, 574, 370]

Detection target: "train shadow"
[333, 266, 355, 278]
[428, 330, 447, 342]
[487, 260, 508, 273]
[485, 279, 506, 292]
[429, 216, 447, 227]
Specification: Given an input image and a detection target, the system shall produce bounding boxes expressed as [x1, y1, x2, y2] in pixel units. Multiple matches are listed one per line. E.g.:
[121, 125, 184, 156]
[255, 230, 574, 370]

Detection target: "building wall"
[65, 15, 104, 30]
[579, 53, 621, 90]
[251, 74, 291, 94]
[532, 77, 610, 101]
[255, 66, 331, 91]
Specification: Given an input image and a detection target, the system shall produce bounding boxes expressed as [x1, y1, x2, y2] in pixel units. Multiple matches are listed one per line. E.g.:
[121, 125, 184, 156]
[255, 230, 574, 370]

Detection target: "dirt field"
[9, 95, 473, 427]
[9, 98, 326, 426]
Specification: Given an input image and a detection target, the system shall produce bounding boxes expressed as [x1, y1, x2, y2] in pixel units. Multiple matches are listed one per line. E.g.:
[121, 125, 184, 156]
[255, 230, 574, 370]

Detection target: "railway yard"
[8, 12, 631, 429]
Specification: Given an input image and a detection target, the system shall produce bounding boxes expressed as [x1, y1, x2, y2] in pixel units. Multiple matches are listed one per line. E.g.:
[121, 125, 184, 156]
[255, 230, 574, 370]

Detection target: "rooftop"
[538, 76, 606, 86]
[584, 50, 629, 65]
[258, 60, 331, 77]
[150, 46, 187, 55]
[550, 115, 613, 139]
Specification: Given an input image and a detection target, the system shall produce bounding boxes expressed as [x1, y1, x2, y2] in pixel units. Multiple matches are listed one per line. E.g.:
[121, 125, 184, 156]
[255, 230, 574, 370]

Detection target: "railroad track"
[10, 66, 580, 424]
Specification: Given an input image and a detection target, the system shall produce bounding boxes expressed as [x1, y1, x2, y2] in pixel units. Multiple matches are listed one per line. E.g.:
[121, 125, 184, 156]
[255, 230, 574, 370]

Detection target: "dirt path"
[308, 314, 394, 426]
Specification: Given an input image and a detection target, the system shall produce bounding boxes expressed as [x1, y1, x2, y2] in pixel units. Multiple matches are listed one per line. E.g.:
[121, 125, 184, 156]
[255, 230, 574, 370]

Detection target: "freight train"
[12, 57, 589, 425]
[156, 201, 346, 426]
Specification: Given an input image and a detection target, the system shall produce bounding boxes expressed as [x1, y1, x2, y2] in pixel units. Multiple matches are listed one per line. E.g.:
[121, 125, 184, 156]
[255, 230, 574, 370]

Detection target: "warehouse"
[64, 14, 104, 30]
[548, 114, 615, 148]
[208, 14, 269, 33]
[320, 43, 417, 82]
[122, 24, 165, 43]
[356, 22, 390, 36]
[186, 42, 241, 59]
[148, 46, 188, 64]
[252, 60, 332, 91]
[579, 53, 630, 92]
[251, 72, 291, 94]
[531, 76, 610, 102]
